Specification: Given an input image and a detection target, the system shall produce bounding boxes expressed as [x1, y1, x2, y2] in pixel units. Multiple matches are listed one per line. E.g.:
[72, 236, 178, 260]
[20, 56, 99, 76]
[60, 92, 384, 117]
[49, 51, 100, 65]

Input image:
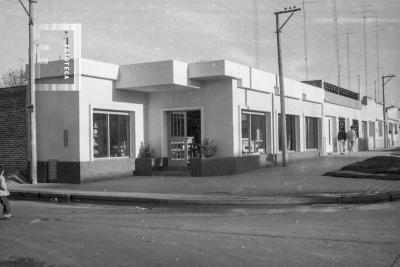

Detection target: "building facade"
[1, 58, 398, 183]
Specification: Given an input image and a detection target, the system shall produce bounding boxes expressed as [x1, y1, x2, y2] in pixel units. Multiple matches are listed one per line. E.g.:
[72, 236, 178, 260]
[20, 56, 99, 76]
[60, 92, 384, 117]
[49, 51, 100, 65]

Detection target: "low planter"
[190, 157, 235, 177]
[190, 154, 275, 177]
[134, 157, 167, 176]
[134, 158, 155, 176]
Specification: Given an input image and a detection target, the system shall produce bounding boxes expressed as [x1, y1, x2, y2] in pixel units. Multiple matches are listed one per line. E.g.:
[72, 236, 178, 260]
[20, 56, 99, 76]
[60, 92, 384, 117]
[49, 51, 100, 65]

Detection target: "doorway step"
[152, 167, 191, 177]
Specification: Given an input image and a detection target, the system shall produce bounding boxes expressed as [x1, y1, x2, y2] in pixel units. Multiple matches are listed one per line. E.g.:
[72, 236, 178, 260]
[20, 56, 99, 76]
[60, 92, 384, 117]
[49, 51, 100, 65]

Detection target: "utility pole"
[29, 0, 37, 184]
[301, 0, 315, 80]
[274, 6, 301, 167]
[346, 32, 350, 90]
[362, 7, 368, 98]
[352, 4, 373, 98]
[253, 0, 260, 68]
[332, 0, 340, 87]
[302, 0, 309, 80]
[374, 16, 380, 102]
[382, 74, 396, 148]
[339, 29, 355, 91]
[18, 0, 37, 184]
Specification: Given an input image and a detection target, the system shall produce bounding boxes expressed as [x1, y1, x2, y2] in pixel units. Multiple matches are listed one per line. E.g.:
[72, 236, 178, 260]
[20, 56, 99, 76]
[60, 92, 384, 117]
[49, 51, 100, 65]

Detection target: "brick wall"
[0, 86, 28, 176]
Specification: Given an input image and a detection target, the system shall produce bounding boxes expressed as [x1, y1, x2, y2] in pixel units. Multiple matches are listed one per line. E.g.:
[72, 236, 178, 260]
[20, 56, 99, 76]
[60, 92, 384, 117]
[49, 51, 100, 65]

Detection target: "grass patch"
[341, 156, 400, 174]
[324, 156, 400, 180]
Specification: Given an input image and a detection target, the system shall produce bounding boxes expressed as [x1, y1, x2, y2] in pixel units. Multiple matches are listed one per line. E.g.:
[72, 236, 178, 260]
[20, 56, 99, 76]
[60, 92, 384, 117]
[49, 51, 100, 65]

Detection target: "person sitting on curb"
[0, 166, 12, 219]
[337, 127, 347, 155]
[346, 125, 357, 155]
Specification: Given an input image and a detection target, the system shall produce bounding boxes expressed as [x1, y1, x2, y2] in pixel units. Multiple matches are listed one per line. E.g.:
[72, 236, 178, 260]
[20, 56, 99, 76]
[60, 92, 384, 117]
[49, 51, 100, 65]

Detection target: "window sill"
[93, 156, 131, 160]
[241, 153, 265, 157]
[277, 150, 298, 153]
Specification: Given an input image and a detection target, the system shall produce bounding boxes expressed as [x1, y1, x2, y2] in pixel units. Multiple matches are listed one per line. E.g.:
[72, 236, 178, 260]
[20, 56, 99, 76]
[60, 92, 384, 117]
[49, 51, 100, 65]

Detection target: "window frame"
[241, 110, 267, 155]
[305, 116, 319, 150]
[92, 109, 130, 159]
[278, 114, 298, 152]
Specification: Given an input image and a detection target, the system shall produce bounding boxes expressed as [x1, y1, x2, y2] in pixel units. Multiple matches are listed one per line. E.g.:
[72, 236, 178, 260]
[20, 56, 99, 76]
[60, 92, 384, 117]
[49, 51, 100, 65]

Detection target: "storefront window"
[241, 112, 266, 155]
[93, 111, 129, 158]
[278, 114, 297, 151]
[305, 117, 319, 149]
[93, 113, 108, 158]
[379, 122, 383, 137]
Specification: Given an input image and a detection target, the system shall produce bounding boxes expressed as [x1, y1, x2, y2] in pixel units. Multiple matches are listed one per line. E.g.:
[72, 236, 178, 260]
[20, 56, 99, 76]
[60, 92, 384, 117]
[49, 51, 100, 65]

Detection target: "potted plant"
[134, 142, 155, 176]
[200, 137, 217, 158]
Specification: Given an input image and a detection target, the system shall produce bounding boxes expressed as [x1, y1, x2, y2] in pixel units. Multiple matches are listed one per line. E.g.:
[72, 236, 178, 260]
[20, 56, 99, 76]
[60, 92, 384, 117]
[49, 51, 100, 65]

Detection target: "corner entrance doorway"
[167, 110, 201, 167]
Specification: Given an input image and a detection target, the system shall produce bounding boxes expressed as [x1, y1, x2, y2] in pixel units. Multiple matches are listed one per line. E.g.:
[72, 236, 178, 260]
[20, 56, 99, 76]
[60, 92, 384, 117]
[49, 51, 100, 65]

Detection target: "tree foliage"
[0, 68, 27, 88]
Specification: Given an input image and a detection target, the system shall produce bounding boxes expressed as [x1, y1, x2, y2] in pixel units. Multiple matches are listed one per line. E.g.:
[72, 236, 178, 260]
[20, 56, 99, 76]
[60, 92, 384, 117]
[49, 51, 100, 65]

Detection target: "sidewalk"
[8, 150, 400, 206]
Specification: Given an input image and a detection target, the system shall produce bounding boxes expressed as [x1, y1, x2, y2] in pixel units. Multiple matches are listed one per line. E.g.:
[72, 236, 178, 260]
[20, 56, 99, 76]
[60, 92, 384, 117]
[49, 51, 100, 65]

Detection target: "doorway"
[167, 110, 201, 167]
[361, 121, 368, 151]
[368, 121, 376, 150]
[324, 117, 333, 153]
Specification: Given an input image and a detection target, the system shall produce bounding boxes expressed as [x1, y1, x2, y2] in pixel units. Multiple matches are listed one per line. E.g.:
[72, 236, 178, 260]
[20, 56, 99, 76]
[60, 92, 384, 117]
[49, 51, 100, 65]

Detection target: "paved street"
[1, 200, 400, 267]
[9, 151, 400, 199]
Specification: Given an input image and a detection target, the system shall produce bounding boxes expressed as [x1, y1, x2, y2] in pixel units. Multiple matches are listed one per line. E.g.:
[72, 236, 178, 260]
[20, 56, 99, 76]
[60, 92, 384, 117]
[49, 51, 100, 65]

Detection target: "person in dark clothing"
[0, 166, 12, 219]
[337, 127, 347, 155]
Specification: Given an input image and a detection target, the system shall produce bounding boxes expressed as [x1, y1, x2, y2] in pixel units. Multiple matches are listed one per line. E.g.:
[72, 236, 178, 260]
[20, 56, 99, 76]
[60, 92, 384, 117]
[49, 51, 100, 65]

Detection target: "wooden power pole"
[274, 6, 301, 167]
[382, 74, 396, 148]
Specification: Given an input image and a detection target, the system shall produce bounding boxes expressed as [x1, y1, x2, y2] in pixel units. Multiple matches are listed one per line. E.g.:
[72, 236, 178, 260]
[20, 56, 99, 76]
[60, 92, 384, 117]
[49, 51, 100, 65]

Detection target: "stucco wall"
[232, 80, 273, 156]
[324, 100, 388, 150]
[324, 102, 361, 121]
[361, 100, 385, 149]
[361, 99, 384, 121]
[36, 90, 80, 162]
[79, 76, 146, 161]
[284, 78, 324, 102]
[146, 78, 235, 158]
[325, 92, 361, 109]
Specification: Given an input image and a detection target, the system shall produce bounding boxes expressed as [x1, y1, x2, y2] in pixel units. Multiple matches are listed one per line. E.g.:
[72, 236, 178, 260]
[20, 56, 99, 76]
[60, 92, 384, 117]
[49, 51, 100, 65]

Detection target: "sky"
[0, 0, 399, 107]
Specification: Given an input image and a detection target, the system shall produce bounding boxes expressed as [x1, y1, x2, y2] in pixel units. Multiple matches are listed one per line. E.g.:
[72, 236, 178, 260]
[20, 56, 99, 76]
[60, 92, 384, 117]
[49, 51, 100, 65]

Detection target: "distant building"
[1, 58, 399, 183]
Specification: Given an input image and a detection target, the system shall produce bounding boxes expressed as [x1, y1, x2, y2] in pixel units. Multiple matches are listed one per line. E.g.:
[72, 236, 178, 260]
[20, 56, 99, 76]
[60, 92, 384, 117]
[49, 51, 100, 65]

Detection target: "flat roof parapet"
[302, 80, 359, 101]
[323, 82, 359, 100]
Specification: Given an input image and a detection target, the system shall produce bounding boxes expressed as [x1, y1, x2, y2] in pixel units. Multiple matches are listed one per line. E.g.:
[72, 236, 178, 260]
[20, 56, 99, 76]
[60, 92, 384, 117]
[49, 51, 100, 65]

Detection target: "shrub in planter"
[200, 137, 217, 158]
[139, 142, 155, 158]
[135, 142, 155, 176]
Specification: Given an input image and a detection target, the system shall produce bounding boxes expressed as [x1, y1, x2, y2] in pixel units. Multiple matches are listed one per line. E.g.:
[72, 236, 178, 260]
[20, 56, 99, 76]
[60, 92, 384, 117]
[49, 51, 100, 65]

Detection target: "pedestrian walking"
[0, 166, 12, 219]
[337, 127, 347, 155]
[346, 126, 357, 155]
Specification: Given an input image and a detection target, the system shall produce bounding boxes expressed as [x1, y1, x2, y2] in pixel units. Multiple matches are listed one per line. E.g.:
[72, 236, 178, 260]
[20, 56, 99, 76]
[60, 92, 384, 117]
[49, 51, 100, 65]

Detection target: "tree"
[0, 68, 27, 88]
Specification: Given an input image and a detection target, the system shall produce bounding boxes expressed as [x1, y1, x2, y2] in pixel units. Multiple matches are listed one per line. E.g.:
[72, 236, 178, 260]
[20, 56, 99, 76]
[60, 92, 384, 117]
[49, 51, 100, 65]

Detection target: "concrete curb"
[8, 188, 400, 207]
[303, 191, 400, 204]
[8, 189, 316, 206]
